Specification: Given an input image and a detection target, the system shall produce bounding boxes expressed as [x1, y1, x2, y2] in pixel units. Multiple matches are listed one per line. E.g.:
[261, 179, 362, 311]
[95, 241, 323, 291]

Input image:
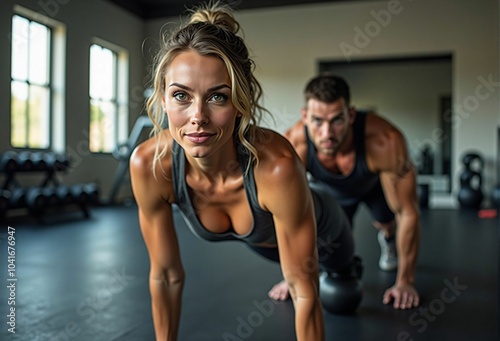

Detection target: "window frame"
[10, 13, 53, 150]
[88, 38, 129, 154]
[10, 5, 66, 153]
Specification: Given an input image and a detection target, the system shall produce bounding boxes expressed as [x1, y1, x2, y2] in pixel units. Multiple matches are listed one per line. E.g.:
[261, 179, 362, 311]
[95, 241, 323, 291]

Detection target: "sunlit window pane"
[89, 45, 100, 99]
[89, 100, 117, 153]
[10, 13, 52, 149]
[11, 81, 28, 147]
[11, 15, 29, 81]
[90, 45, 116, 100]
[89, 43, 118, 153]
[101, 101, 117, 151]
[29, 22, 50, 85]
[28, 85, 50, 148]
[101, 49, 116, 100]
[89, 99, 101, 152]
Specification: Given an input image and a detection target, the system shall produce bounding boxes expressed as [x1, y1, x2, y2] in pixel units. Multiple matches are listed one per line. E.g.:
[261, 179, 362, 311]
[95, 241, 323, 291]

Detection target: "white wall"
[325, 59, 452, 174]
[0, 0, 146, 200]
[147, 0, 499, 204]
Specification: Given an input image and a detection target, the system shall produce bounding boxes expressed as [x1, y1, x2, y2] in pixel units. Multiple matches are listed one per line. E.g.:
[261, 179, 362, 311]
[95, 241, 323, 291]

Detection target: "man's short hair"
[304, 73, 351, 106]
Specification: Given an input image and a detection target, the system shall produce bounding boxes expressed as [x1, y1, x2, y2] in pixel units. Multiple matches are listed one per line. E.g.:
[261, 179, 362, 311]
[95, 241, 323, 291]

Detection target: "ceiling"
[106, 0, 368, 20]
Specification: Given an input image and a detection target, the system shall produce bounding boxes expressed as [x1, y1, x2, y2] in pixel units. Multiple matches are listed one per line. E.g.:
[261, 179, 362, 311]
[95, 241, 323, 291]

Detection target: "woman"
[130, 3, 356, 340]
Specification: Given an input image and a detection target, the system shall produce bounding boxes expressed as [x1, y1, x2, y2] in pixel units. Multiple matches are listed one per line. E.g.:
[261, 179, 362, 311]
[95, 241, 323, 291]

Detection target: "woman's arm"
[130, 143, 185, 341]
[257, 133, 325, 341]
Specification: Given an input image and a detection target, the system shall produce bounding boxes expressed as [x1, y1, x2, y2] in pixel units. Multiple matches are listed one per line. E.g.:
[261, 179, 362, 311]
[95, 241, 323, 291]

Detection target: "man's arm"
[130, 144, 185, 340]
[284, 121, 308, 165]
[375, 128, 421, 309]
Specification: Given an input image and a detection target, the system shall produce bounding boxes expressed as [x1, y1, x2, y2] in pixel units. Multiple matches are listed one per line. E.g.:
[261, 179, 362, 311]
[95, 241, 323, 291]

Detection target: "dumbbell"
[25, 187, 48, 210]
[0, 190, 11, 213]
[54, 153, 70, 171]
[9, 188, 27, 208]
[41, 187, 59, 207]
[55, 185, 74, 205]
[18, 151, 35, 171]
[82, 183, 100, 204]
[70, 184, 89, 204]
[30, 152, 47, 171]
[42, 153, 57, 170]
[0, 151, 19, 173]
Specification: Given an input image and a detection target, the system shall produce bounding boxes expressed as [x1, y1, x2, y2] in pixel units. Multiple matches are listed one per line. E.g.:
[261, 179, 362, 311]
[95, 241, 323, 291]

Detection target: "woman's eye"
[210, 93, 228, 103]
[173, 92, 188, 101]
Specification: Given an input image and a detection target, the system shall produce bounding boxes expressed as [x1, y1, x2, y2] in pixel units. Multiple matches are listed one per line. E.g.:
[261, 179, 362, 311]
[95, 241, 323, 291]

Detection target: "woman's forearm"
[289, 278, 325, 341]
[294, 297, 325, 341]
[150, 278, 184, 341]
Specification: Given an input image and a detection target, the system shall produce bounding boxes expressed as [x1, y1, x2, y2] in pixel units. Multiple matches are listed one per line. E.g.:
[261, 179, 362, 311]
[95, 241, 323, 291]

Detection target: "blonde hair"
[146, 1, 268, 175]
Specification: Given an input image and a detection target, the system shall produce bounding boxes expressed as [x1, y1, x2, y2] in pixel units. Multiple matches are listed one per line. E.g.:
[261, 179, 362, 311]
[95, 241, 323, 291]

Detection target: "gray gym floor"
[0, 203, 498, 341]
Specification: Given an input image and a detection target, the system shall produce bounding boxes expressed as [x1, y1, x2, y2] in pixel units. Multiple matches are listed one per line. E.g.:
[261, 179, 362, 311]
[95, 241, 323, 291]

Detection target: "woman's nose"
[190, 103, 209, 126]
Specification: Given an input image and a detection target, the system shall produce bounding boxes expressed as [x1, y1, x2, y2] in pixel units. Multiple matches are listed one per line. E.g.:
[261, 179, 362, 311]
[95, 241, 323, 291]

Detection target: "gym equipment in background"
[490, 127, 500, 209]
[457, 152, 484, 209]
[106, 115, 154, 204]
[491, 185, 500, 209]
[0, 150, 99, 223]
[417, 183, 430, 208]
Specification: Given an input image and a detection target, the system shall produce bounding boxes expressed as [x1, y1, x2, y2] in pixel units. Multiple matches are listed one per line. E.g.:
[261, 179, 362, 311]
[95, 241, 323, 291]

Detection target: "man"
[284, 74, 420, 310]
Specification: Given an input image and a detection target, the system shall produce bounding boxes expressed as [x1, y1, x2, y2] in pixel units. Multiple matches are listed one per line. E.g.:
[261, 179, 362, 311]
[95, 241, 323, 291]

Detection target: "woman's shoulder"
[251, 127, 304, 180]
[250, 127, 309, 212]
[129, 130, 175, 200]
[131, 131, 171, 167]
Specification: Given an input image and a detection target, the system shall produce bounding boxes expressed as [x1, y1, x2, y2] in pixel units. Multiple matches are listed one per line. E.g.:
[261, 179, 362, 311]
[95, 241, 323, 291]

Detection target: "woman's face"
[163, 50, 238, 159]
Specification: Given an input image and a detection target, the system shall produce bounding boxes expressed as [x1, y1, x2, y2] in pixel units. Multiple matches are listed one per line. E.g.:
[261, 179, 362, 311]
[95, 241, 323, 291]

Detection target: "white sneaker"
[377, 231, 397, 271]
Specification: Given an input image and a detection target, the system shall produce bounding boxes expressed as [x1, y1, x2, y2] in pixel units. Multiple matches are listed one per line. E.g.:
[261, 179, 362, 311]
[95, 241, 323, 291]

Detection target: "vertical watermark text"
[6, 226, 17, 334]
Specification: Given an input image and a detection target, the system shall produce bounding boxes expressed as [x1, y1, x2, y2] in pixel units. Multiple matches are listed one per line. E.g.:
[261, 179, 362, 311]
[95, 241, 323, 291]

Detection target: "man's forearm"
[395, 213, 420, 285]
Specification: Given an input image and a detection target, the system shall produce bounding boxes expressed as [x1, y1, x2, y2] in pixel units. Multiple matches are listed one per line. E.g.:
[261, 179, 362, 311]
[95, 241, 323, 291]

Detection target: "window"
[89, 42, 128, 153]
[10, 14, 52, 149]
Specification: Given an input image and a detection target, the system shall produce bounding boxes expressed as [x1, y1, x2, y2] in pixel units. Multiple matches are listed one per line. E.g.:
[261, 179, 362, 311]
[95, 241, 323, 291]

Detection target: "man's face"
[301, 97, 354, 156]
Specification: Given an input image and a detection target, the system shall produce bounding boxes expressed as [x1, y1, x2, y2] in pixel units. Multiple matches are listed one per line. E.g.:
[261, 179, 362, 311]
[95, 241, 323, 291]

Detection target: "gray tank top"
[171, 140, 276, 246]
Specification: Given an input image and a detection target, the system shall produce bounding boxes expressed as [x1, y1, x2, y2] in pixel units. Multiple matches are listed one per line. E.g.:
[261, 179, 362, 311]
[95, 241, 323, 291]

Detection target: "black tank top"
[305, 111, 380, 207]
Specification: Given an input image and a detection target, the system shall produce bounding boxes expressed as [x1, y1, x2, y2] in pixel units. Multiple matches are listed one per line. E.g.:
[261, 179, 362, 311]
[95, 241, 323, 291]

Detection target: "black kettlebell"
[457, 153, 484, 209]
[458, 170, 483, 208]
[319, 256, 363, 314]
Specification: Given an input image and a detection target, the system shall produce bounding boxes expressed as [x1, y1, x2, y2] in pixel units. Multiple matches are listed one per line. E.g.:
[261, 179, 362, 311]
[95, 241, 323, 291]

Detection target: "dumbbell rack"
[0, 151, 100, 223]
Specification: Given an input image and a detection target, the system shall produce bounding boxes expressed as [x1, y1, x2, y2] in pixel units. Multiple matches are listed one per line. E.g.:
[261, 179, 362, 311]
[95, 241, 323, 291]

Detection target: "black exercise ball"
[319, 272, 363, 314]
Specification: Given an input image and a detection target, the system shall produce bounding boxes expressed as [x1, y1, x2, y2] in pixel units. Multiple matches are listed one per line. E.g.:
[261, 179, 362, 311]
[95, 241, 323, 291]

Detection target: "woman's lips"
[185, 132, 215, 143]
